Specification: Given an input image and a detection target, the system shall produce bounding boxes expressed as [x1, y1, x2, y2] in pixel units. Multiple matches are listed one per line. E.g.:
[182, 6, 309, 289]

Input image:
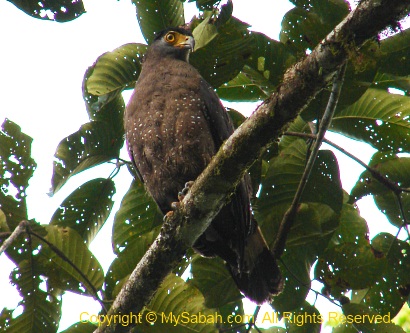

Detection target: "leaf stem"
[0, 220, 28, 255]
[272, 63, 347, 259]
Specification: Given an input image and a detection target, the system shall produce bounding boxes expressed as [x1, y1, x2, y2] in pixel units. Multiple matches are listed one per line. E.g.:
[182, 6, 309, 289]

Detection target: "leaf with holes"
[280, 0, 350, 53]
[190, 0, 220, 11]
[50, 178, 116, 244]
[86, 43, 146, 96]
[378, 28, 410, 76]
[142, 274, 216, 333]
[0, 119, 36, 229]
[132, 0, 185, 44]
[350, 153, 410, 200]
[112, 180, 163, 253]
[315, 243, 386, 295]
[285, 301, 321, 333]
[342, 303, 405, 333]
[190, 18, 255, 88]
[105, 227, 160, 300]
[216, 66, 272, 101]
[59, 322, 97, 333]
[37, 225, 104, 295]
[271, 248, 314, 313]
[329, 201, 369, 247]
[350, 153, 410, 227]
[51, 119, 123, 194]
[246, 32, 296, 88]
[358, 233, 410, 318]
[190, 256, 241, 308]
[193, 16, 218, 50]
[257, 139, 343, 220]
[301, 59, 378, 122]
[331, 88, 410, 154]
[8, 0, 85, 22]
[6, 261, 61, 333]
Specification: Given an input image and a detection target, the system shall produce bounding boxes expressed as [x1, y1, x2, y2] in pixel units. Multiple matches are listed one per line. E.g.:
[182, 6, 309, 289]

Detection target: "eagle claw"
[178, 181, 194, 201]
[165, 181, 194, 221]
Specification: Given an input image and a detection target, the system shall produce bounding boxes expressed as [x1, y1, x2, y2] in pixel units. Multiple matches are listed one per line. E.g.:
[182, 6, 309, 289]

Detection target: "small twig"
[394, 194, 410, 239]
[0, 220, 29, 255]
[279, 258, 342, 308]
[285, 131, 409, 195]
[272, 63, 347, 259]
[244, 306, 261, 333]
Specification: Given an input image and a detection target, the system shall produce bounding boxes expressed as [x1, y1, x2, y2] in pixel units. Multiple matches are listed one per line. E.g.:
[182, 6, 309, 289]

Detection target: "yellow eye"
[165, 32, 176, 43]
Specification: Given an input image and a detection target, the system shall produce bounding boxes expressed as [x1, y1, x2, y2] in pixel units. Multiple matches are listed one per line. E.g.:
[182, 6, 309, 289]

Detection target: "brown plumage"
[124, 27, 283, 304]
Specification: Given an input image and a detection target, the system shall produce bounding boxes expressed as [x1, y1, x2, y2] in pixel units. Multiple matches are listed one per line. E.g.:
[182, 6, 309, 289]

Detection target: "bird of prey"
[124, 27, 283, 304]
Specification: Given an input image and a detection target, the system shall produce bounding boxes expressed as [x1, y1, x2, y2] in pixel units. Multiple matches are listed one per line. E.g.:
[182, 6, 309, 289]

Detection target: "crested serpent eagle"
[124, 27, 283, 304]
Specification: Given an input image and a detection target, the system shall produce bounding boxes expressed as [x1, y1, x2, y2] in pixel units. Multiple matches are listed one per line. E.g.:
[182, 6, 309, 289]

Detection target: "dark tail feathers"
[229, 226, 284, 304]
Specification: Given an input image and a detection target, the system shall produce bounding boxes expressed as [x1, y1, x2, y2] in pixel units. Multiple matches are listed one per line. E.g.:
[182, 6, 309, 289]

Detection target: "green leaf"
[38, 225, 104, 295]
[50, 178, 116, 244]
[285, 301, 322, 333]
[280, 0, 350, 53]
[301, 59, 377, 122]
[315, 242, 386, 295]
[331, 322, 359, 333]
[59, 322, 97, 333]
[271, 251, 312, 313]
[191, 0, 220, 11]
[132, 0, 185, 44]
[8, 0, 85, 22]
[331, 88, 410, 154]
[51, 119, 123, 194]
[190, 18, 255, 88]
[217, 29, 298, 102]
[379, 28, 410, 76]
[361, 233, 410, 318]
[350, 153, 407, 199]
[350, 154, 410, 227]
[0, 119, 36, 229]
[217, 66, 272, 101]
[250, 328, 287, 333]
[193, 16, 219, 50]
[142, 274, 216, 333]
[5, 261, 61, 333]
[257, 139, 343, 219]
[342, 303, 405, 333]
[85, 43, 147, 96]
[329, 200, 369, 247]
[190, 256, 242, 308]
[0, 209, 8, 232]
[216, 300, 246, 333]
[246, 32, 296, 88]
[372, 72, 410, 96]
[227, 108, 246, 128]
[373, 191, 409, 228]
[105, 227, 160, 300]
[112, 179, 163, 253]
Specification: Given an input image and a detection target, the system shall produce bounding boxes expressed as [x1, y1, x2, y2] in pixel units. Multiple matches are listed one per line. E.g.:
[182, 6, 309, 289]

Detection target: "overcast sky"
[0, 0, 402, 331]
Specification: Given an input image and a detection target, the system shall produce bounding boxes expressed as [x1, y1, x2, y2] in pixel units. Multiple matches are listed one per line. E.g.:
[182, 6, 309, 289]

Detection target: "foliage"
[1, 0, 410, 333]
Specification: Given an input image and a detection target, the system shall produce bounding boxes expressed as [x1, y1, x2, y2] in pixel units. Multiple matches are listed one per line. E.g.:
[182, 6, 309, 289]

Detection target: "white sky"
[0, 0, 403, 331]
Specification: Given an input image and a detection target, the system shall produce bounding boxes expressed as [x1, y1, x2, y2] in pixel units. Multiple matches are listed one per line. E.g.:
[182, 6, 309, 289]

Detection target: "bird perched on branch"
[124, 27, 283, 304]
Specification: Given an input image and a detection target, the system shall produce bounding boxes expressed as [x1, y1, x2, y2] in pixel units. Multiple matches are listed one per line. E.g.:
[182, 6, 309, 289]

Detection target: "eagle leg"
[178, 181, 194, 201]
[164, 181, 195, 221]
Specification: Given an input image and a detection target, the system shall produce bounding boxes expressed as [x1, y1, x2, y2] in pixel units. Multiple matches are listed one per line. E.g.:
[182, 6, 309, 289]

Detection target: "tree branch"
[95, 1, 410, 332]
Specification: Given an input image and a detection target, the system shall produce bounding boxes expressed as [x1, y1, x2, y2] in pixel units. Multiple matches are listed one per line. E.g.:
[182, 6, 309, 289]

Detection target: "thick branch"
[96, 1, 410, 332]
